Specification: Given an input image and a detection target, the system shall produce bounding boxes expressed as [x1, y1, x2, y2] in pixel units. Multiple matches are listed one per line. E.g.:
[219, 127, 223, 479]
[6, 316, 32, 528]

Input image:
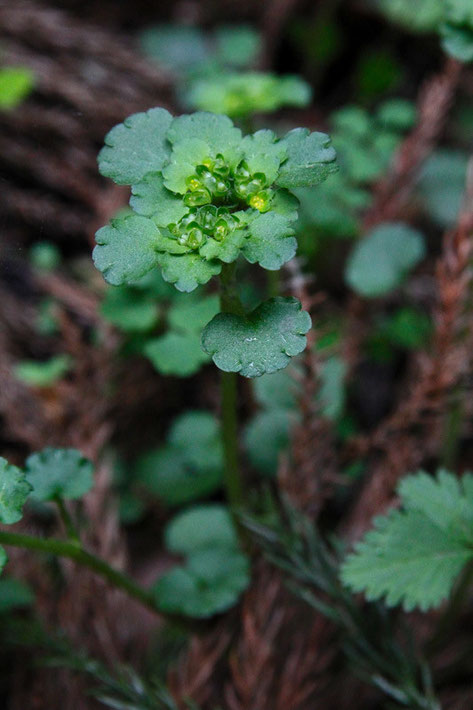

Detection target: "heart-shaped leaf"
[201, 297, 311, 378]
[0, 458, 32, 524]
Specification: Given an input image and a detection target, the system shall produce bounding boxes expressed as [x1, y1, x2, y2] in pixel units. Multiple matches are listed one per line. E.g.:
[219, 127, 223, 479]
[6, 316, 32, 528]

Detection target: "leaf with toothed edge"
[93, 216, 162, 286]
[130, 173, 188, 226]
[25, 448, 94, 502]
[156, 252, 222, 292]
[276, 128, 338, 188]
[201, 297, 312, 378]
[243, 213, 297, 270]
[98, 108, 173, 185]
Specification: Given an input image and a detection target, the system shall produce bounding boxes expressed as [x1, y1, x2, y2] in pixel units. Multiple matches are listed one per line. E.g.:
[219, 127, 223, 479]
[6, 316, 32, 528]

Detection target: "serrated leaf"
[153, 547, 250, 618]
[98, 108, 172, 185]
[243, 213, 297, 270]
[398, 470, 473, 535]
[164, 504, 238, 555]
[345, 222, 425, 297]
[341, 469, 473, 611]
[202, 297, 311, 378]
[94, 216, 162, 286]
[0, 458, 32, 524]
[341, 509, 472, 612]
[156, 252, 221, 292]
[25, 448, 94, 501]
[101, 286, 159, 332]
[130, 173, 188, 226]
[167, 112, 242, 162]
[144, 331, 210, 377]
[276, 128, 337, 188]
[167, 294, 220, 334]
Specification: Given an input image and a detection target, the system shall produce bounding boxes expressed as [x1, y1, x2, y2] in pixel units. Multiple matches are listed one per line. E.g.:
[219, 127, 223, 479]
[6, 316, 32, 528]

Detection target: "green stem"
[55, 497, 80, 542]
[266, 269, 279, 299]
[219, 263, 244, 510]
[0, 529, 156, 613]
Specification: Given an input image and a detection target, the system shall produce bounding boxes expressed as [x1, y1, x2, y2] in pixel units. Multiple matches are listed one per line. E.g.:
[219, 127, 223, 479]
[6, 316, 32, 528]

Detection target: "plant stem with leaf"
[0, 529, 157, 612]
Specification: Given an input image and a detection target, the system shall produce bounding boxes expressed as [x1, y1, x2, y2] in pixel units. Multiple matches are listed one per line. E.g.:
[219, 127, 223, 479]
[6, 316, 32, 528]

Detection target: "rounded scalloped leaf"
[130, 173, 188, 226]
[276, 128, 338, 188]
[201, 297, 312, 378]
[164, 504, 238, 555]
[153, 547, 250, 618]
[168, 410, 223, 471]
[144, 331, 210, 377]
[135, 446, 222, 507]
[25, 448, 94, 502]
[166, 112, 242, 166]
[94, 216, 162, 286]
[243, 212, 297, 270]
[0, 458, 32, 524]
[98, 108, 173, 185]
[156, 252, 222, 292]
[345, 222, 426, 297]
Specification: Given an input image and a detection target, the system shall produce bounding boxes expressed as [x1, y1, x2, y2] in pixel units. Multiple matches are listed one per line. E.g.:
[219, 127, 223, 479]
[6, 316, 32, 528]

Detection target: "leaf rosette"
[94, 108, 337, 292]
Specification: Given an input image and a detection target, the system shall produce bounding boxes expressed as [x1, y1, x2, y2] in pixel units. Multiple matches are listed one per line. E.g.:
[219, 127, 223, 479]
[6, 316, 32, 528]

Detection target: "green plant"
[341, 469, 473, 611]
[93, 107, 335, 509]
[186, 72, 311, 118]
